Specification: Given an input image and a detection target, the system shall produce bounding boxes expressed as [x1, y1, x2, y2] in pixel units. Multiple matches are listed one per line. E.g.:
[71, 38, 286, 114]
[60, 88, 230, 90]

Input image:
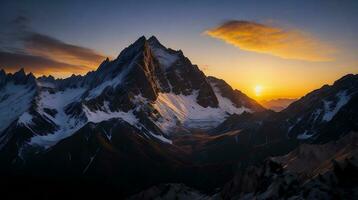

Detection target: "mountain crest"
[0, 36, 264, 156]
[148, 35, 166, 49]
[334, 73, 358, 86]
[0, 68, 37, 87]
[116, 36, 148, 60]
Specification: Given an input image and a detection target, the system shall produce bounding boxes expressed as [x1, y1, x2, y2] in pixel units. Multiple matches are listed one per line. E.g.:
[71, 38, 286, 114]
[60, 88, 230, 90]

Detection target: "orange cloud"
[205, 20, 335, 62]
[0, 15, 108, 77]
[0, 51, 89, 77]
[24, 33, 106, 69]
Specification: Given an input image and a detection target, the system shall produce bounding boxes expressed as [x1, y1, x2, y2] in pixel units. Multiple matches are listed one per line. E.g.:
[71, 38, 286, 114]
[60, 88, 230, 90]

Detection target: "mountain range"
[0, 36, 357, 199]
[261, 98, 297, 112]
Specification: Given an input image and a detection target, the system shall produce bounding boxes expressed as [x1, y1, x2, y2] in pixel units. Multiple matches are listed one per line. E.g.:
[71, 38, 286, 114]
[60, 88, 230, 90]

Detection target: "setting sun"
[254, 85, 263, 96]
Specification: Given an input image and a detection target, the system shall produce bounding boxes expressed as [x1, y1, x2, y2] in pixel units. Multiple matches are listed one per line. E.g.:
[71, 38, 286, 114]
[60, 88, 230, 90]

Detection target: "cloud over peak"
[205, 20, 335, 62]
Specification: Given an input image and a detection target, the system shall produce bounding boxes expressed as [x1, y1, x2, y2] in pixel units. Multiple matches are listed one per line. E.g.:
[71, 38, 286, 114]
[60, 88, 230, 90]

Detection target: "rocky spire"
[147, 35, 165, 49]
[12, 68, 27, 84]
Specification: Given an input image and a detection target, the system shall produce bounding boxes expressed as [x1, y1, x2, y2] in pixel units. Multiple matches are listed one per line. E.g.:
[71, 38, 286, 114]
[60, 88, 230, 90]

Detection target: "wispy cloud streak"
[206, 20, 335, 61]
[23, 33, 106, 68]
[0, 15, 107, 77]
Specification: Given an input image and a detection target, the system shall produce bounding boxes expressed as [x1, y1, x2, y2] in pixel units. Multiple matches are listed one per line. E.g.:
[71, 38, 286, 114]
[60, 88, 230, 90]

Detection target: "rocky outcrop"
[220, 132, 358, 200]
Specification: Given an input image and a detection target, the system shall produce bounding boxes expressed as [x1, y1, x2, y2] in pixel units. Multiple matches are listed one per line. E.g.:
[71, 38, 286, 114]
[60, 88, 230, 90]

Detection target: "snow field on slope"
[152, 87, 250, 132]
[0, 83, 35, 132]
[29, 88, 87, 148]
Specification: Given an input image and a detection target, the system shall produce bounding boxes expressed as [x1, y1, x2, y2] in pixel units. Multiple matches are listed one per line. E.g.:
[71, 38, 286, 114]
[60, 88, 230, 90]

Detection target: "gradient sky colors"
[0, 0, 357, 101]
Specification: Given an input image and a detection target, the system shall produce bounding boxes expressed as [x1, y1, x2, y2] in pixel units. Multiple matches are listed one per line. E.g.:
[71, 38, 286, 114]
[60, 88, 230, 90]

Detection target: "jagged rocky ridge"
[0, 36, 357, 199]
[212, 74, 358, 144]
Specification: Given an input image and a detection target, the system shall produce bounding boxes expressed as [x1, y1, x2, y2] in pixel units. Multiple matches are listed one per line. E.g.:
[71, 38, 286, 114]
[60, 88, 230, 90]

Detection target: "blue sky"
[1, 0, 358, 99]
[2, 0, 357, 55]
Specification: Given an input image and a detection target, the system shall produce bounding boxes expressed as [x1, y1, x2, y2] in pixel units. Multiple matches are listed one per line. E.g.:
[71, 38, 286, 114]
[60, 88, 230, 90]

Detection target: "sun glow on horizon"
[254, 85, 263, 97]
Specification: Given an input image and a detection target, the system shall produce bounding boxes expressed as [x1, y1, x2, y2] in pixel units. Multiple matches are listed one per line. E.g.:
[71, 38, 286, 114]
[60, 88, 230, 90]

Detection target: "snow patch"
[311, 109, 322, 122]
[151, 47, 179, 69]
[297, 131, 313, 140]
[85, 77, 122, 100]
[83, 148, 100, 174]
[83, 102, 138, 126]
[213, 85, 251, 115]
[18, 112, 33, 125]
[322, 90, 350, 122]
[29, 87, 87, 148]
[85, 54, 138, 100]
[149, 132, 173, 144]
[287, 125, 294, 133]
[0, 83, 35, 133]
[84, 101, 172, 144]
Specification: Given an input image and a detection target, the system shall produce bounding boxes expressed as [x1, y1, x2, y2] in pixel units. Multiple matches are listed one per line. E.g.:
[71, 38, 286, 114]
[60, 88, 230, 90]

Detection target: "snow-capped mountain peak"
[0, 36, 263, 155]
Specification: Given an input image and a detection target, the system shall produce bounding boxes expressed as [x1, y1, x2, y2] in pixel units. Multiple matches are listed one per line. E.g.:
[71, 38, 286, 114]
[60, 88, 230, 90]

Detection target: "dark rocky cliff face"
[220, 132, 358, 200]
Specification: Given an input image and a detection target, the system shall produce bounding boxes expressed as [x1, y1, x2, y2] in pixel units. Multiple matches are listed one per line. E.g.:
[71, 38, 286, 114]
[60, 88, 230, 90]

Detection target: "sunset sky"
[1, 0, 358, 100]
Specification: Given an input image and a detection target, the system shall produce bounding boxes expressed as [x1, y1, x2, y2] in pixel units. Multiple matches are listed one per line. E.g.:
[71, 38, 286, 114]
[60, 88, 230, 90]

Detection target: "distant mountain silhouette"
[261, 98, 297, 111]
